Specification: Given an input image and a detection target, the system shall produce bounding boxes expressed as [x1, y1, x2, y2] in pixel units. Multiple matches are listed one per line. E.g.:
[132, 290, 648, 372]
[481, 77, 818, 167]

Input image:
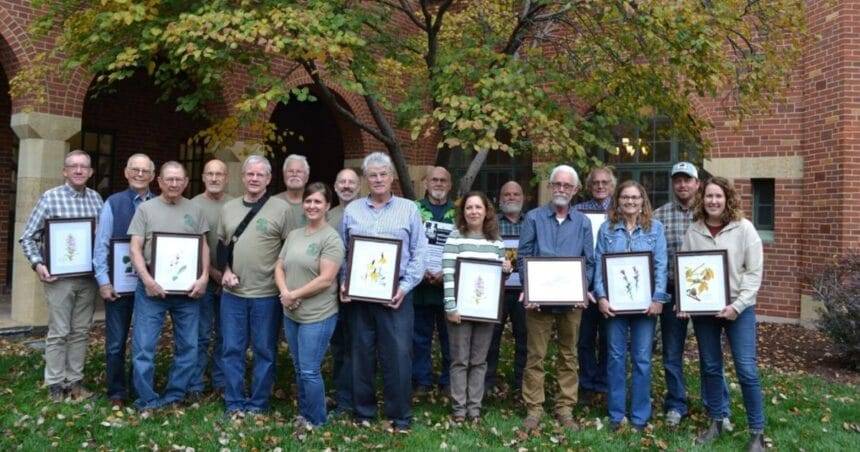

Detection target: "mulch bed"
[755, 323, 859, 385]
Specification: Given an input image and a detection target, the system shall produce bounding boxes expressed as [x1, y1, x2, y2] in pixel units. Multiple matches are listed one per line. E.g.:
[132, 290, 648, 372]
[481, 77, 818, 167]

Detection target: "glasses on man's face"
[550, 182, 576, 191]
[619, 195, 642, 201]
[65, 164, 91, 171]
[367, 172, 389, 181]
[160, 177, 186, 185]
[286, 169, 306, 176]
[591, 180, 611, 186]
[127, 167, 153, 176]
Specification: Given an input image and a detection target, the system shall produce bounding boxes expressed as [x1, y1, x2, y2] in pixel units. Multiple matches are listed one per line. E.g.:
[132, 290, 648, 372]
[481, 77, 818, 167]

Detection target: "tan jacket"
[681, 218, 764, 314]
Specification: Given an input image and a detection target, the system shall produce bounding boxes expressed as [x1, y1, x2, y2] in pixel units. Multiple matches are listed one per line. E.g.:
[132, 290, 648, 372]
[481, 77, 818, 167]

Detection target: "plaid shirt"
[497, 213, 523, 237]
[19, 183, 104, 266]
[574, 197, 612, 212]
[653, 200, 693, 281]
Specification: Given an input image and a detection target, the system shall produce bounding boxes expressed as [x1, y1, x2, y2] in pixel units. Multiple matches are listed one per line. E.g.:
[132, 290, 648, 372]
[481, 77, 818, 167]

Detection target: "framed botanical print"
[109, 239, 138, 296]
[345, 235, 403, 303]
[454, 257, 504, 323]
[602, 252, 654, 313]
[151, 232, 204, 295]
[675, 250, 731, 315]
[580, 210, 607, 251]
[522, 257, 588, 306]
[45, 217, 95, 278]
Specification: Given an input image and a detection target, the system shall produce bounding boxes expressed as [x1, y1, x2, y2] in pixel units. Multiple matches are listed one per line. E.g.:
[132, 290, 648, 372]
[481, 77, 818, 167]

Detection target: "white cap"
[671, 162, 698, 179]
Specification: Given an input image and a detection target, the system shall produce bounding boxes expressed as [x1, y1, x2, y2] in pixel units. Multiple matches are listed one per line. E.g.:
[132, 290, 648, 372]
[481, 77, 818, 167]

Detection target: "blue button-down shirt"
[518, 204, 594, 311]
[93, 190, 153, 286]
[592, 220, 669, 302]
[341, 194, 428, 293]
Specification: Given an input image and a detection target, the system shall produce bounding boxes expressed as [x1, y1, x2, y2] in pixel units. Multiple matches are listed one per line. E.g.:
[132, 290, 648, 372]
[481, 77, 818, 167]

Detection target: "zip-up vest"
[106, 188, 144, 239]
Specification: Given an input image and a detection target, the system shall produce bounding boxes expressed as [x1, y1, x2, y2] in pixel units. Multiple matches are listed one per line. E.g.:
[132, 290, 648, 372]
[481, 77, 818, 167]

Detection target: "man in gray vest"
[93, 153, 155, 407]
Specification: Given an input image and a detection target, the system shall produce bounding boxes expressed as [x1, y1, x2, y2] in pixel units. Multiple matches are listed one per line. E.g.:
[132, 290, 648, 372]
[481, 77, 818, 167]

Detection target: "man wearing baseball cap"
[653, 162, 700, 427]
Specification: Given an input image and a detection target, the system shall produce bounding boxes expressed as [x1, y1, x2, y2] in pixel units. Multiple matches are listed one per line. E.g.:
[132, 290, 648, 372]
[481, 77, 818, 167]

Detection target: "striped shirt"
[19, 183, 104, 266]
[442, 230, 505, 312]
[653, 200, 694, 281]
[341, 194, 428, 294]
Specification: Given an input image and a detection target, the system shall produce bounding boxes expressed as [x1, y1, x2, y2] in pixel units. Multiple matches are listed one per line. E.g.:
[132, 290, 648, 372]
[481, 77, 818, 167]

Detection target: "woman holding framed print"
[274, 182, 345, 428]
[592, 180, 669, 431]
[679, 177, 765, 452]
[442, 191, 511, 423]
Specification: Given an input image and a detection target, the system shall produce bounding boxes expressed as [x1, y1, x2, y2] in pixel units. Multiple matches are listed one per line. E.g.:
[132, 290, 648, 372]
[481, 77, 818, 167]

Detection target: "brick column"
[10, 112, 81, 326]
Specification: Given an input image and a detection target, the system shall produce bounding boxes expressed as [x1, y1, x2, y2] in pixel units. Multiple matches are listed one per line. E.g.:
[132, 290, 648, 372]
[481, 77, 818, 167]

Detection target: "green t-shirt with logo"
[191, 193, 233, 269]
[278, 224, 344, 323]
[127, 196, 209, 265]
[276, 192, 307, 233]
[218, 197, 290, 297]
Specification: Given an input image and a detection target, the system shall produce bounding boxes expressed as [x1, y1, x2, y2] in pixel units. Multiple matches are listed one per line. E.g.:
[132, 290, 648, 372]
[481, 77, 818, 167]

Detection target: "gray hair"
[159, 160, 187, 177]
[361, 151, 394, 174]
[549, 164, 581, 187]
[243, 154, 272, 175]
[282, 154, 309, 173]
[65, 149, 92, 167]
[585, 166, 617, 188]
[126, 153, 155, 171]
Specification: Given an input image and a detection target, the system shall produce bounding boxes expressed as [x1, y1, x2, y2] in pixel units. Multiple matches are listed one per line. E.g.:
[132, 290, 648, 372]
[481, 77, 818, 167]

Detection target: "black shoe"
[696, 419, 724, 445]
[184, 391, 204, 405]
[413, 385, 432, 396]
[48, 384, 65, 403]
[746, 433, 765, 452]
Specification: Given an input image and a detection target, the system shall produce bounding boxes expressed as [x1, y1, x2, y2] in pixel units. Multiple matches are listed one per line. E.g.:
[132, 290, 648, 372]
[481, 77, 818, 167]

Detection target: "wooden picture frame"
[344, 235, 403, 303]
[45, 217, 95, 278]
[150, 232, 203, 295]
[522, 256, 588, 306]
[602, 251, 654, 314]
[454, 257, 504, 323]
[109, 239, 138, 296]
[580, 209, 608, 251]
[502, 235, 521, 289]
[675, 250, 731, 316]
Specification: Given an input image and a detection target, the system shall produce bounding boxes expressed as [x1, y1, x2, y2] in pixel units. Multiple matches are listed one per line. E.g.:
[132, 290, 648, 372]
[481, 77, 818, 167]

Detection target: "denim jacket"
[593, 219, 669, 303]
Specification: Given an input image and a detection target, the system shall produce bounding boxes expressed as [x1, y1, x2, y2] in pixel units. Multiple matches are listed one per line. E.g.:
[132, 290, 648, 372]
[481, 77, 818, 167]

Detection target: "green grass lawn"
[0, 333, 857, 451]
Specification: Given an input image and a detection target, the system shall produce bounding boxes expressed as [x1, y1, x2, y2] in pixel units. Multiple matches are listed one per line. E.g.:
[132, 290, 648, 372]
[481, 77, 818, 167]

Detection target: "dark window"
[450, 150, 535, 207]
[179, 139, 205, 197]
[752, 179, 775, 231]
[74, 130, 116, 199]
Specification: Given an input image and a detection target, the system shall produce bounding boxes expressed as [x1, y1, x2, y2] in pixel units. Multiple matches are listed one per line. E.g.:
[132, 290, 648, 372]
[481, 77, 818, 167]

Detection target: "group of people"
[20, 149, 765, 451]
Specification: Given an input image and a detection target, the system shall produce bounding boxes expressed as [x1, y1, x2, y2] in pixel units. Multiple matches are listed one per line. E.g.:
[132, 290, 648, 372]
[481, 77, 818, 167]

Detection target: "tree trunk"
[363, 94, 417, 199]
[456, 150, 489, 198]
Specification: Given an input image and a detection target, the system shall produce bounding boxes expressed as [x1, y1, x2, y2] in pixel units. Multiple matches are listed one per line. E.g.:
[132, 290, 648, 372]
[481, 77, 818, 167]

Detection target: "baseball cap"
[671, 162, 698, 179]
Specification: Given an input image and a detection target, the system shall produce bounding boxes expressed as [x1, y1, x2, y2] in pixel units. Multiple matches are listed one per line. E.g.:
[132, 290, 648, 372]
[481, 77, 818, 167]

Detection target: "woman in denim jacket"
[593, 180, 669, 431]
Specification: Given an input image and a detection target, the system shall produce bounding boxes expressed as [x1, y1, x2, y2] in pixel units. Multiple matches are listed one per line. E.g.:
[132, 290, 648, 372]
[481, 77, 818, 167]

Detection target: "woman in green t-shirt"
[275, 182, 344, 428]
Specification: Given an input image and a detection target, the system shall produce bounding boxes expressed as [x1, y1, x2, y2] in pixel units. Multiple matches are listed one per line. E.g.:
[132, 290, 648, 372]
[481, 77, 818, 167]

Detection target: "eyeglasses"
[367, 172, 390, 180]
[550, 182, 576, 191]
[619, 195, 643, 201]
[64, 164, 91, 170]
[286, 169, 306, 176]
[591, 180, 611, 186]
[160, 177, 186, 185]
[127, 167, 153, 176]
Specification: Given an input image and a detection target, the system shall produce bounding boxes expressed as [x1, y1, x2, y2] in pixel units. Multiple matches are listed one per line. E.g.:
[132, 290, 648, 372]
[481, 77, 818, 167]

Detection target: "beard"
[429, 189, 448, 201]
[336, 188, 357, 202]
[500, 201, 522, 215]
[551, 195, 571, 207]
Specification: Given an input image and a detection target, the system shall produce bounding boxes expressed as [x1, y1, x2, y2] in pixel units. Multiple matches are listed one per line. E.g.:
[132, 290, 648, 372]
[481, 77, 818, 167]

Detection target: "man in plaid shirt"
[19, 150, 104, 402]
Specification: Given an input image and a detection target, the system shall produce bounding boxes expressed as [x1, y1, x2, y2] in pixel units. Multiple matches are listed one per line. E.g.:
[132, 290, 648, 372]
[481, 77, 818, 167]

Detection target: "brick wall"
[0, 58, 14, 293]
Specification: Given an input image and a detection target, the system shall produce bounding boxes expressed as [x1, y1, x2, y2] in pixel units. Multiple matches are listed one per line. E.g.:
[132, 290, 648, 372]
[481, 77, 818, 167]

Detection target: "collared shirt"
[653, 200, 694, 280]
[574, 197, 612, 212]
[19, 183, 104, 266]
[592, 220, 670, 303]
[518, 204, 594, 312]
[498, 213, 523, 237]
[93, 189, 153, 286]
[341, 194, 428, 293]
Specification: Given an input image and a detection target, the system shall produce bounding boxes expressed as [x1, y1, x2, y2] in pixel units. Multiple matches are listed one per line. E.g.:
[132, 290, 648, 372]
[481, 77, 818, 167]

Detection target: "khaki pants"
[43, 277, 97, 386]
[448, 320, 494, 418]
[522, 309, 582, 417]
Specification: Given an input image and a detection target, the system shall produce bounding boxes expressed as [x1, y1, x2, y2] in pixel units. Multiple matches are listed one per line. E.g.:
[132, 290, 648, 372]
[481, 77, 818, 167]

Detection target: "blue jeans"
[105, 294, 135, 400]
[660, 298, 688, 415]
[693, 307, 765, 432]
[350, 294, 414, 428]
[284, 313, 338, 426]
[189, 286, 225, 392]
[220, 292, 280, 412]
[131, 283, 200, 410]
[412, 304, 450, 387]
[606, 314, 656, 427]
[330, 303, 352, 411]
[577, 301, 608, 393]
[486, 291, 527, 390]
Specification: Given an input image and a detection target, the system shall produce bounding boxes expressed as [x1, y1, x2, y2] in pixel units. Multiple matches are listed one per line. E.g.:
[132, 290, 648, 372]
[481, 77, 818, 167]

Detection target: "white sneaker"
[721, 417, 734, 432]
[666, 410, 682, 427]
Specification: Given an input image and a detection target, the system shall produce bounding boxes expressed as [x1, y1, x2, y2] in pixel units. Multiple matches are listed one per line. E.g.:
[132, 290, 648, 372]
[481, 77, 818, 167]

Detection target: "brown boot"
[48, 384, 65, 403]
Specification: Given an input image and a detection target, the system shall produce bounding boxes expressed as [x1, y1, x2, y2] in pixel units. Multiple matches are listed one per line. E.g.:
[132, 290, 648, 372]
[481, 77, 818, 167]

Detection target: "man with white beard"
[517, 165, 594, 433]
[484, 181, 528, 395]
